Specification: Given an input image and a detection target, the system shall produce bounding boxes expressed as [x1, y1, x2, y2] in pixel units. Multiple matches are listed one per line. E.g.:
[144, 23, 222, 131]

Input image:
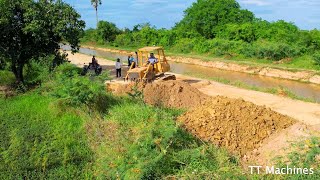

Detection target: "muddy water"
[61, 45, 320, 102]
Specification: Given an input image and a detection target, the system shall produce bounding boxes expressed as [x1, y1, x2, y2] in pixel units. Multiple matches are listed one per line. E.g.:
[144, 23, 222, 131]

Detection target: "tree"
[96, 21, 120, 43]
[0, 0, 85, 83]
[175, 0, 254, 39]
[91, 0, 102, 28]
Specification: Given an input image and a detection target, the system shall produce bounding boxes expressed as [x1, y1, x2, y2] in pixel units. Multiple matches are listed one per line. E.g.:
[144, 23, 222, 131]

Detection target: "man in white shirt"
[115, 58, 122, 78]
[148, 53, 158, 65]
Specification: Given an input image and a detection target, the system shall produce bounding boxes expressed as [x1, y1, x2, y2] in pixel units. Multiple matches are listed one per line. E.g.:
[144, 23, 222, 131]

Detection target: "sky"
[64, 0, 320, 30]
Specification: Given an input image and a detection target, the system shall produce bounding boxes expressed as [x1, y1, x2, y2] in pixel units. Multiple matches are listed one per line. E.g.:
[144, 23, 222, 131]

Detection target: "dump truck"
[124, 46, 175, 82]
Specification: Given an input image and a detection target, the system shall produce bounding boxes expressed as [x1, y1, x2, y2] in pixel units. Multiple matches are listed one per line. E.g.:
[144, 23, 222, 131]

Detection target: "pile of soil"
[107, 82, 146, 96]
[143, 81, 209, 109]
[108, 80, 297, 155]
[177, 96, 296, 155]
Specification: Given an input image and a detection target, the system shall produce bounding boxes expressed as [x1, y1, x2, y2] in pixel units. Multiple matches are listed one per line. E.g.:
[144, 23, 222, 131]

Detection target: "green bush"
[114, 33, 134, 47]
[0, 70, 15, 85]
[243, 41, 302, 60]
[172, 38, 197, 53]
[25, 61, 50, 85]
[313, 52, 320, 65]
[50, 64, 110, 107]
[206, 39, 243, 57]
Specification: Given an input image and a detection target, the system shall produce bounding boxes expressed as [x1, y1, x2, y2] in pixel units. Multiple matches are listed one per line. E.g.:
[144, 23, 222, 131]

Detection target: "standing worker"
[115, 58, 122, 78]
[129, 55, 137, 68]
[127, 55, 131, 67]
[135, 51, 139, 66]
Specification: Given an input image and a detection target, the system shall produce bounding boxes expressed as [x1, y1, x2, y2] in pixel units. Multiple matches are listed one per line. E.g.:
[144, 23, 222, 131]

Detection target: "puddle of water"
[61, 45, 320, 102]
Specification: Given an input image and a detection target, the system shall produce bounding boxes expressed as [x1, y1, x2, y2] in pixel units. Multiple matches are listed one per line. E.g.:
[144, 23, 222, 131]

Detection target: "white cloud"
[240, 0, 271, 6]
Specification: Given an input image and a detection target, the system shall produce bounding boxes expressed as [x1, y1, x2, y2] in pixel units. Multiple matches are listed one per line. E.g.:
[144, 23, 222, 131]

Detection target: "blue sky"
[64, 0, 320, 30]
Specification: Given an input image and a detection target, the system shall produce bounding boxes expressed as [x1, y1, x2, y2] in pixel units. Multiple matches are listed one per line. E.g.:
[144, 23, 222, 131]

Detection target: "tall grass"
[0, 70, 15, 85]
[89, 101, 245, 179]
[0, 94, 93, 179]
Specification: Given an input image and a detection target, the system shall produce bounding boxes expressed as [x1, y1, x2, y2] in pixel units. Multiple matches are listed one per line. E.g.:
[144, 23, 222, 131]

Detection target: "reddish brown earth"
[177, 96, 296, 156]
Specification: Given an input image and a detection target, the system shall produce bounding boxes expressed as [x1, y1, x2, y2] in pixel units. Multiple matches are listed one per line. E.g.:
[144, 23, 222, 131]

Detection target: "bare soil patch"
[108, 80, 297, 156]
[177, 96, 296, 156]
[143, 81, 209, 109]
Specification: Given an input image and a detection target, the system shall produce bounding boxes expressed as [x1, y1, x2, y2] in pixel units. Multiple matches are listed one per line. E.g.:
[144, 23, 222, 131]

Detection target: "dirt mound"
[177, 96, 296, 155]
[107, 82, 145, 96]
[143, 81, 209, 109]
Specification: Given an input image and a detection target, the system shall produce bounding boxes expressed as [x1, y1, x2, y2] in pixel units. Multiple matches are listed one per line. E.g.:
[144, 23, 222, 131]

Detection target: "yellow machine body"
[125, 46, 172, 81]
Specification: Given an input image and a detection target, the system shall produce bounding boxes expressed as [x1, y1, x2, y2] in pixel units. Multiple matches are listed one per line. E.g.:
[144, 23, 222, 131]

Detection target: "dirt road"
[67, 52, 320, 127]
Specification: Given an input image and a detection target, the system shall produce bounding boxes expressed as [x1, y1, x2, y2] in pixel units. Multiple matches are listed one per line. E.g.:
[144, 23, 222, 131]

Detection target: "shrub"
[193, 39, 212, 53]
[313, 52, 320, 65]
[171, 38, 197, 53]
[114, 33, 134, 47]
[25, 61, 51, 85]
[207, 39, 243, 57]
[50, 64, 110, 107]
[252, 41, 302, 61]
[0, 70, 15, 86]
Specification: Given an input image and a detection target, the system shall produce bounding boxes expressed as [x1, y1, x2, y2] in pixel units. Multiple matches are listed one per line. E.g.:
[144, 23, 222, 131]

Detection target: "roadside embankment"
[81, 45, 320, 85]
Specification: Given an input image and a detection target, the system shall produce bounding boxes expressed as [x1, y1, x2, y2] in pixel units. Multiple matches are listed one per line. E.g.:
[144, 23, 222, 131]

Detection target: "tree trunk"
[12, 63, 24, 84]
[96, 7, 98, 28]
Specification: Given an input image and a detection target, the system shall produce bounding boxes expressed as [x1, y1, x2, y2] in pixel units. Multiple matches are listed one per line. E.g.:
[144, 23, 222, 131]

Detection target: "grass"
[88, 100, 246, 179]
[183, 71, 318, 103]
[0, 94, 94, 179]
[0, 70, 15, 85]
[81, 42, 320, 72]
[1, 63, 319, 179]
[271, 136, 320, 179]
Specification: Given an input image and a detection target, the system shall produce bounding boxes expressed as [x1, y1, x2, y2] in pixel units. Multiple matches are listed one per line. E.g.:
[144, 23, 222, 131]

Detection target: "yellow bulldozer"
[124, 46, 175, 82]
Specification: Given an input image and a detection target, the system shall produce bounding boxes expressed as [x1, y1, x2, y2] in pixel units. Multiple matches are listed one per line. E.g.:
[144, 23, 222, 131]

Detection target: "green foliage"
[92, 102, 244, 179]
[91, 0, 101, 10]
[96, 21, 121, 43]
[175, 0, 254, 39]
[0, 0, 85, 83]
[49, 64, 110, 107]
[247, 41, 302, 60]
[172, 38, 197, 53]
[81, 0, 320, 65]
[274, 137, 320, 179]
[127, 84, 143, 101]
[0, 57, 6, 70]
[24, 57, 52, 85]
[81, 28, 97, 43]
[0, 70, 15, 85]
[0, 94, 93, 179]
[313, 52, 320, 65]
[218, 23, 257, 43]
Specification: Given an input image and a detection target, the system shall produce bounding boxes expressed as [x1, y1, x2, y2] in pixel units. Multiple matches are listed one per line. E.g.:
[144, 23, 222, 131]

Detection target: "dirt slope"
[177, 96, 296, 155]
[143, 81, 209, 109]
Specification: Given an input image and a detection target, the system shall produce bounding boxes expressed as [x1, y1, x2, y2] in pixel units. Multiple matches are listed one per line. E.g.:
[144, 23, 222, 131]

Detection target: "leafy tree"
[96, 21, 121, 43]
[255, 20, 299, 43]
[0, 0, 85, 83]
[175, 0, 254, 39]
[91, 0, 102, 27]
[218, 23, 256, 43]
[310, 29, 320, 51]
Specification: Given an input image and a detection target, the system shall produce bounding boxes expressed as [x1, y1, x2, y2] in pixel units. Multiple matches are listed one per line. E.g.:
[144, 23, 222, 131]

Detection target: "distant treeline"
[82, 0, 320, 63]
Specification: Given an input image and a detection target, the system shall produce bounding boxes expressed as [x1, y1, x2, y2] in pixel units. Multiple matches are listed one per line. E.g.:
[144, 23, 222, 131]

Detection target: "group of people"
[114, 52, 158, 78]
